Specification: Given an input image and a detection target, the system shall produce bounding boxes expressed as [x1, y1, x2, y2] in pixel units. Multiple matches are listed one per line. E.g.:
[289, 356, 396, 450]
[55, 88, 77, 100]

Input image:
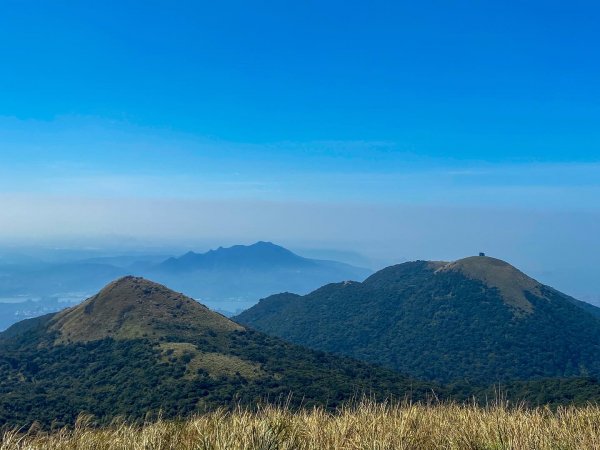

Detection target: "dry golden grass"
[3, 400, 600, 449]
[159, 342, 263, 380]
[438, 256, 540, 314]
[51, 276, 242, 345]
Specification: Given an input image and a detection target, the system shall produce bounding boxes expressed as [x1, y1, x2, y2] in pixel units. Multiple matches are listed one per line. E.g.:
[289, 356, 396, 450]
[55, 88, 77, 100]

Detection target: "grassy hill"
[49, 276, 242, 343]
[236, 256, 600, 383]
[0, 277, 436, 429]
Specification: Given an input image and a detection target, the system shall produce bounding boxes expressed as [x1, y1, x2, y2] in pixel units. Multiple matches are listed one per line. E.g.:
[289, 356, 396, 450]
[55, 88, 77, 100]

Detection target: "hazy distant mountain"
[0, 276, 433, 428]
[142, 242, 372, 311]
[237, 255, 600, 383]
[0, 243, 370, 330]
[159, 241, 315, 271]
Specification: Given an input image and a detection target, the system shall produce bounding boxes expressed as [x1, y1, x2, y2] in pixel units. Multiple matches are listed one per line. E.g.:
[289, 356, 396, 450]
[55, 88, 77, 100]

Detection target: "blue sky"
[1, 0, 599, 159]
[1, 115, 599, 208]
[0, 1, 599, 299]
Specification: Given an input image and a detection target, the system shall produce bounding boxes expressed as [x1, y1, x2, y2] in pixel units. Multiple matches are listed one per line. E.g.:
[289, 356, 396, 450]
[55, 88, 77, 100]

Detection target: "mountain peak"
[252, 240, 276, 247]
[437, 256, 541, 313]
[237, 256, 600, 383]
[158, 242, 312, 272]
[50, 277, 242, 344]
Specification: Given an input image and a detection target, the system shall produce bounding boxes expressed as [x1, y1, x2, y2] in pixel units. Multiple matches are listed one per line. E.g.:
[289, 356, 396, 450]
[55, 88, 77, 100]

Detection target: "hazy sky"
[0, 1, 599, 300]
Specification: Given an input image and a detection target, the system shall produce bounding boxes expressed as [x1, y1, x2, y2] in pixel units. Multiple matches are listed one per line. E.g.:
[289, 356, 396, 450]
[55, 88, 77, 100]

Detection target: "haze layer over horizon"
[0, 1, 599, 301]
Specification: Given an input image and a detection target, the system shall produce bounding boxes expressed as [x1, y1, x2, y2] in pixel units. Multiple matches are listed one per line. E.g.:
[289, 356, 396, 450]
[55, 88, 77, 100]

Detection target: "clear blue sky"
[1, 0, 599, 160]
[1, 1, 599, 299]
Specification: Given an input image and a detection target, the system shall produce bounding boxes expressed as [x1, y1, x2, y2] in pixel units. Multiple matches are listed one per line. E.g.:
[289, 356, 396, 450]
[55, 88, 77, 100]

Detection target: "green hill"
[0, 277, 436, 429]
[236, 256, 600, 383]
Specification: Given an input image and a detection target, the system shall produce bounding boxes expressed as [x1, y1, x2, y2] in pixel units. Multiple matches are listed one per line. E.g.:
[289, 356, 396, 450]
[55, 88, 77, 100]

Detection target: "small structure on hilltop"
[479, 252, 486, 257]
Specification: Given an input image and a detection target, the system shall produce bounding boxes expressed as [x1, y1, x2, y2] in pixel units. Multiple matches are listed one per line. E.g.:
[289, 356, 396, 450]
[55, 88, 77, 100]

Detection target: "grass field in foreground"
[2, 400, 600, 450]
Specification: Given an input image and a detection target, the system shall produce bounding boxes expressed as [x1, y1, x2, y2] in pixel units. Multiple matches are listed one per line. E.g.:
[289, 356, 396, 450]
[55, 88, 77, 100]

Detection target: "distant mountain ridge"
[142, 242, 372, 312]
[159, 241, 317, 271]
[0, 242, 372, 330]
[236, 255, 600, 383]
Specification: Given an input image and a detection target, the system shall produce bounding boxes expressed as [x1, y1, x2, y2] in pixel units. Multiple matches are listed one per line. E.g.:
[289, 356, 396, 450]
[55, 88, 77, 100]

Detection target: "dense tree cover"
[468, 377, 600, 407]
[3, 271, 600, 430]
[2, 315, 600, 430]
[0, 321, 439, 429]
[236, 261, 600, 383]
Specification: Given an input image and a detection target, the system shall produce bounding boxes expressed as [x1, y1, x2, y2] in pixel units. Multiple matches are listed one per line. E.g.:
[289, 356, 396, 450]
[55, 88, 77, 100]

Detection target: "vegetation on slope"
[236, 257, 600, 383]
[49, 276, 242, 344]
[4, 400, 600, 450]
[3, 274, 600, 431]
[0, 277, 437, 429]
